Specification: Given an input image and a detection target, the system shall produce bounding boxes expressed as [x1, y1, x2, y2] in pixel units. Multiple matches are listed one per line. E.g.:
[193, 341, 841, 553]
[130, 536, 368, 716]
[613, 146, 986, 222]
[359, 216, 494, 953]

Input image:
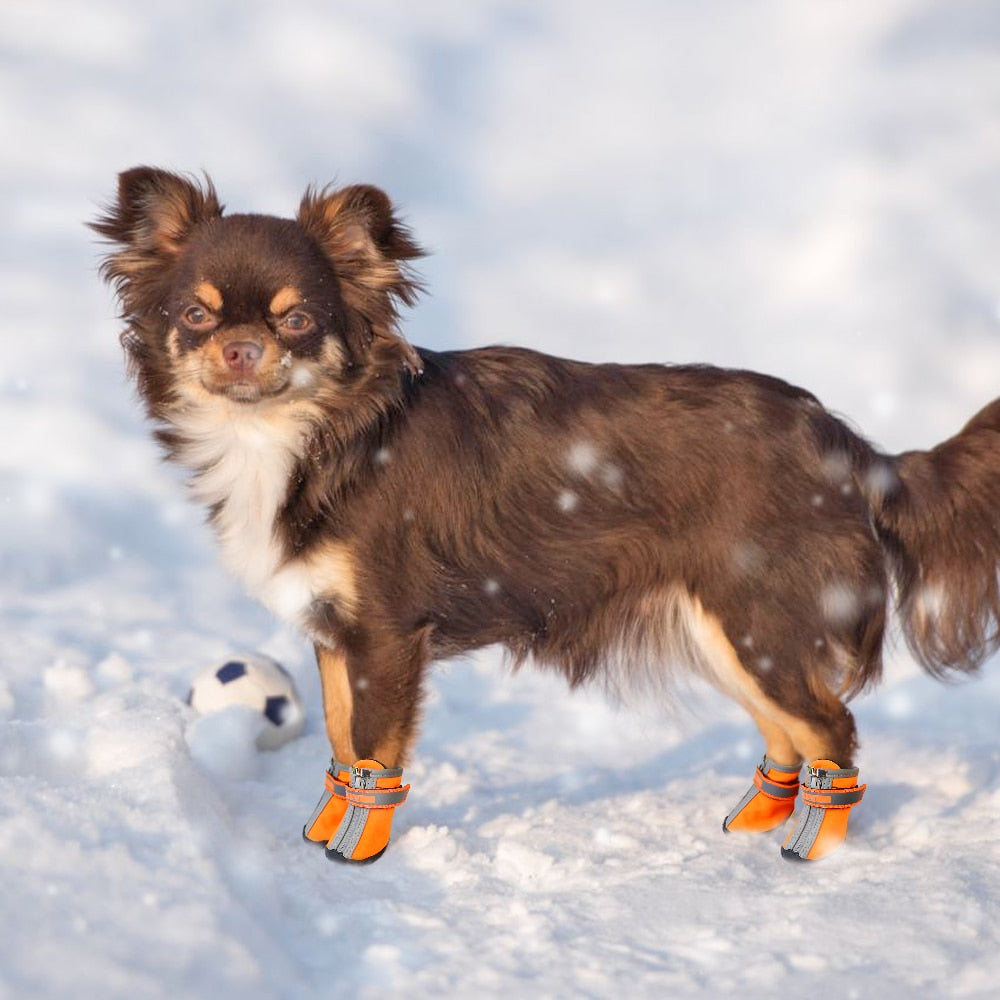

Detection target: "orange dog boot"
[723, 755, 802, 833]
[302, 759, 353, 844]
[781, 759, 866, 862]
[323, 759, 410, 863]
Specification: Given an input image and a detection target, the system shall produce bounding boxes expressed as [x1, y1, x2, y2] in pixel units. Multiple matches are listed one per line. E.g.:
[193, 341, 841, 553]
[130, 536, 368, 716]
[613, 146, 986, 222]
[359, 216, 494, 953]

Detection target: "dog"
[92, 167, 1000, 862]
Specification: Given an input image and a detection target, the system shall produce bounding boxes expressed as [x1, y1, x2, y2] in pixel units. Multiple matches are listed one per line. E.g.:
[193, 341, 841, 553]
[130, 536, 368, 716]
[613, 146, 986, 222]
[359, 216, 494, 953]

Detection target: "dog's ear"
[297, 184, 424, 299]
[91, 167, 222, 291]
[298, 184, 425, 374]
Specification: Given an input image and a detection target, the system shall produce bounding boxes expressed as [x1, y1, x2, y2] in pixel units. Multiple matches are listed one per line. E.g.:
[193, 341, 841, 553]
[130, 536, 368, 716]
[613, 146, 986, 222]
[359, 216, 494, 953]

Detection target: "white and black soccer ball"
[186, 653, 306, 750]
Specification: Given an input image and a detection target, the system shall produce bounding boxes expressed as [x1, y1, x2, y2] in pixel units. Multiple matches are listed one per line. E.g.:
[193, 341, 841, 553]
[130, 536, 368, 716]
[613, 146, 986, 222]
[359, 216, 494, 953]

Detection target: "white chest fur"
[170, 398, 354, 627]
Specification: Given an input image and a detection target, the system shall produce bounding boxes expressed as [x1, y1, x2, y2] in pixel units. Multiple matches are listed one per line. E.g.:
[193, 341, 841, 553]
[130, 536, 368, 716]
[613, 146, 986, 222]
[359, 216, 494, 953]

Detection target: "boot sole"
[304, 825, 389, 863]
[325, 844, 388, 865]
[780, 846, 809, 863]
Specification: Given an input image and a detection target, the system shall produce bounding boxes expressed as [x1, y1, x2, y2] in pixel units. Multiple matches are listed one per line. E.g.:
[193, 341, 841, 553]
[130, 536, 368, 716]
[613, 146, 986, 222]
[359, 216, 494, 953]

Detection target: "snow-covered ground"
[3, 1, 1000, 996]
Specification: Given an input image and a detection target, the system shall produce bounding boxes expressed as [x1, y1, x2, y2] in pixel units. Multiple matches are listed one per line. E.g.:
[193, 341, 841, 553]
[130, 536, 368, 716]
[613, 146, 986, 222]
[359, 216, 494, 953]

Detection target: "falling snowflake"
[599, 464, 623, 491]
[557, 490, 579, 512]
[566, 441, 599, 476]
[820, 583, 861, 625]
[864, 461, 898, 501]
[820, 451, 852, 485]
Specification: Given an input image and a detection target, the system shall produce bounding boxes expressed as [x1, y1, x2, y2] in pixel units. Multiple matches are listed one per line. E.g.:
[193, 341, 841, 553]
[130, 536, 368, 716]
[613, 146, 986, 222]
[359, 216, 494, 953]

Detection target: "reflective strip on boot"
[326, 762, 410, 861]
[725, 784, 760, 827]
[800, 786, 866, 809]
[303, 787, 334, 837]
[327, 766, 378, 859]
[302, 759, 353, 842]
[781, 760, 866, 862]
[723, 756, 801, 833]
[753, 763, 802, 800]
[328, 783, 410, 809]
[760, 756, 804, 777]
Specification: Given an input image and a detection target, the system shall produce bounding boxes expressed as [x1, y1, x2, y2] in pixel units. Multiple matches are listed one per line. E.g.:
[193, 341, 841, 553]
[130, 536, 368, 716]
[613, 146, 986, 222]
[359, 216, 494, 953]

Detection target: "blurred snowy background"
[2, 1, 1000, 996]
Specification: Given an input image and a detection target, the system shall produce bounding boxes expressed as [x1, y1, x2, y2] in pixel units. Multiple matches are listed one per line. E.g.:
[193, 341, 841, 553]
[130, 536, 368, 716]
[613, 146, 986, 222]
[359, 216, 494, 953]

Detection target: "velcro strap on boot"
[329, 783, 410, 809]
[325, 760, 409, 862]
[323, 759, 353, 792]
[801, 784, 866, 809]
[753, 767, 800, 800]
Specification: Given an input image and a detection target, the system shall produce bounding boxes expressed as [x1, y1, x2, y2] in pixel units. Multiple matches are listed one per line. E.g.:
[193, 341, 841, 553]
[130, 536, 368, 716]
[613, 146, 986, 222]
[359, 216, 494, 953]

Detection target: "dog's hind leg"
[688, 598, 866, 858]
[742, 665, 868, 863]
[722, 705, 802, 834]
[742, 704, 799, 766]
[721, 685, 867, 860]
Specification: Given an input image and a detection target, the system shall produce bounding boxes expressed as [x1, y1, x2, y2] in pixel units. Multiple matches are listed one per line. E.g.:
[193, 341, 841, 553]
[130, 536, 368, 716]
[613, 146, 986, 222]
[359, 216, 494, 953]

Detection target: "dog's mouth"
[202, 373, 293, 403]
[222, 381, 265, 403]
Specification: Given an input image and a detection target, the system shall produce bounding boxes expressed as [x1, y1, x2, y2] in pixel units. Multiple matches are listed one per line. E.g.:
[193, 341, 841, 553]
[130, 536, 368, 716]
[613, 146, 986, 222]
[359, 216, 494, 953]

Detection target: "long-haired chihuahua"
[92, 168, 1000, 863]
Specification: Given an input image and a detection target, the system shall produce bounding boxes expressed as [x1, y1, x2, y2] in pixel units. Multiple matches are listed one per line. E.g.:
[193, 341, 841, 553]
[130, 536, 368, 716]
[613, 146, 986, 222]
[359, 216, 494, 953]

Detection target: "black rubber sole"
[780, 846, 808, 863]
[304, 825, 389, 863]
[325, 844, 388, 865]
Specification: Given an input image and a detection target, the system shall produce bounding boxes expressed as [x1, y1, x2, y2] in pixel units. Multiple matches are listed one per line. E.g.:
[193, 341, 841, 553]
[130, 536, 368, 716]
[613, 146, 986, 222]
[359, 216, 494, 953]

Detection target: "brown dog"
[92, 167, 1000, 862]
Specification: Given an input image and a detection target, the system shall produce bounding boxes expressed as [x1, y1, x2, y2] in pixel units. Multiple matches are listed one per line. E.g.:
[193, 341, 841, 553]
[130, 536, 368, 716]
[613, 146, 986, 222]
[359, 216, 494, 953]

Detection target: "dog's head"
[91, 167, 424, 413]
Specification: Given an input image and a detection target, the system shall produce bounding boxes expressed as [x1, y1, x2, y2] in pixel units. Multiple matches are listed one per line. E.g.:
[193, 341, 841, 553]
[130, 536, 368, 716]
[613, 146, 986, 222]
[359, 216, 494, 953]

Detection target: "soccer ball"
[186, 653, 306, 750]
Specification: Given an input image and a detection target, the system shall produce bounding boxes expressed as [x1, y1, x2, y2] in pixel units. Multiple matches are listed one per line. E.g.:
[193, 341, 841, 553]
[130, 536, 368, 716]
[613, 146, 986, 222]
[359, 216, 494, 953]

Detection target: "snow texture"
[2, 1, 1000, 996]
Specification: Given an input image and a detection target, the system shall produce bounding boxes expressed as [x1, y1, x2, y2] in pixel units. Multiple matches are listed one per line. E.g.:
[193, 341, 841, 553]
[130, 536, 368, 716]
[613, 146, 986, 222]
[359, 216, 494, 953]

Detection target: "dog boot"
[723, 755, 802, 833]
[315, 759, 409, 863]
[302, 758, 353, 845]
[781, 759, 866, 862]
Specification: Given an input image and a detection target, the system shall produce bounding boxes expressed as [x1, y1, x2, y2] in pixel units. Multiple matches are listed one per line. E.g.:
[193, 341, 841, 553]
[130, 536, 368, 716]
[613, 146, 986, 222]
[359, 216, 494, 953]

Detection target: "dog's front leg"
[314, 643, 358, 763]
[303, 630, 429, 862]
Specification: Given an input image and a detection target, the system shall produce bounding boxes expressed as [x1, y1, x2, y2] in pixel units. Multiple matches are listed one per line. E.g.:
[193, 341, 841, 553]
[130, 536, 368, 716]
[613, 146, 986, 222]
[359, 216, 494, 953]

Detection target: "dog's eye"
[279, 311, 315, 335]
[181, 305, 216, 330]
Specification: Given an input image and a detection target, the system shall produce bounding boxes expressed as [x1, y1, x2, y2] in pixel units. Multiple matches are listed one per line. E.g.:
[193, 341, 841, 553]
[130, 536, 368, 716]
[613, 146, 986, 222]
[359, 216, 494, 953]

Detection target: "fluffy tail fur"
[867, 397, 1000, 677]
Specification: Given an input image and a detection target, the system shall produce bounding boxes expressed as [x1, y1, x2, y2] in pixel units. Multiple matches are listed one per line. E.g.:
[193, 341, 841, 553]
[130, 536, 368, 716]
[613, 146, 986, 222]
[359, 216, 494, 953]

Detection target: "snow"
[3, 1, 1000, 996]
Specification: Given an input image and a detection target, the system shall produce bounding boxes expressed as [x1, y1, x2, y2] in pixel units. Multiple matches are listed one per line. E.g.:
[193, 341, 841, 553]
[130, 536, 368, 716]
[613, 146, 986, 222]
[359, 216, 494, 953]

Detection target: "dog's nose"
[223, 341, 263, 373]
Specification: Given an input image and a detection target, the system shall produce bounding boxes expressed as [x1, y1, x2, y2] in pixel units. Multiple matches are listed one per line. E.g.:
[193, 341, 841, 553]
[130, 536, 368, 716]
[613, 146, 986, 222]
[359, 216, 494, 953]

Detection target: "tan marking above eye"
[194, 281, 223, 311]
[269, 286, 303, 315]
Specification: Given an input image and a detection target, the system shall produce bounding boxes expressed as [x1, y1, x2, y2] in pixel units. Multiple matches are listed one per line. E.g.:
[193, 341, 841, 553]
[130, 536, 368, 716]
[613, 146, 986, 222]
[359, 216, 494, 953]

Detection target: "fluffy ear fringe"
[298, 183, 426, 374]
[298, 185, 424, 294]
[90, 166, 222, 298]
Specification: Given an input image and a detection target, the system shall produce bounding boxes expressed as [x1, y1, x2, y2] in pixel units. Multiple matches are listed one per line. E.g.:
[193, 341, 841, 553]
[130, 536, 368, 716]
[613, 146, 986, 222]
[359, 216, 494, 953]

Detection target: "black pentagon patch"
[217, 661, 247, 683]
[264, 695, 289, 726]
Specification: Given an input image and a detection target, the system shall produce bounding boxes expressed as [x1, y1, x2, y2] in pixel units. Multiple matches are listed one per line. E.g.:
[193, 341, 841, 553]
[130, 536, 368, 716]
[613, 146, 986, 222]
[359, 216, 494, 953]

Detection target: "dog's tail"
[862, 397, 1000, 677]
